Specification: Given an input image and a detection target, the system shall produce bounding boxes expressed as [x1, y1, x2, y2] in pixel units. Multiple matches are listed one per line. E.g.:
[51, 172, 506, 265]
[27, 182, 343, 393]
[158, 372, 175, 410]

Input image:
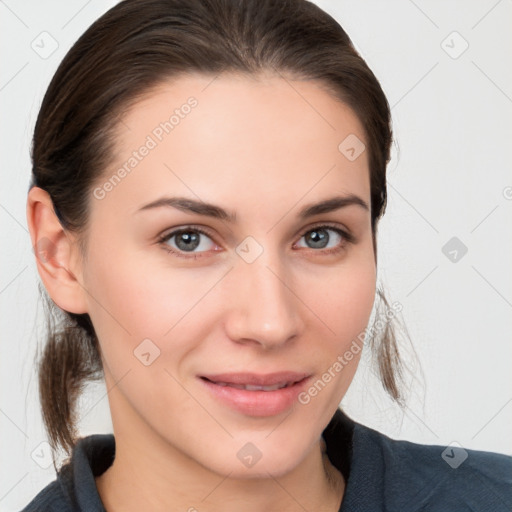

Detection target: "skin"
[27, 72, 376, 511]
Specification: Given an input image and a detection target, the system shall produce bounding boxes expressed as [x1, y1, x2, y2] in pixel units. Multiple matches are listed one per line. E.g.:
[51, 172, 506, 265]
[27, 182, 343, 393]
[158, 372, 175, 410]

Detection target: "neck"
[95, 420, 344, 512]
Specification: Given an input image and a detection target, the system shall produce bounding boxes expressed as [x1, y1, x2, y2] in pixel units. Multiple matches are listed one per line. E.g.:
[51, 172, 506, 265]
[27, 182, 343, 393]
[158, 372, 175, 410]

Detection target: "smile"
[199, 372, 311, 416]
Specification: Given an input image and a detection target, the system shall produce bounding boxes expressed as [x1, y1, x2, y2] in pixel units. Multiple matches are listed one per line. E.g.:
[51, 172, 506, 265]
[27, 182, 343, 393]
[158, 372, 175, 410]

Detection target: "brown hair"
[30, 0, 405, 464]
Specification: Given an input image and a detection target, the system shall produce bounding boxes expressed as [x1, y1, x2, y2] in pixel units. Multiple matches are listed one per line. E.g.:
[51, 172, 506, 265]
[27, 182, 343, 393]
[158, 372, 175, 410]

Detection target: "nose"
[224, 251, 305, 350]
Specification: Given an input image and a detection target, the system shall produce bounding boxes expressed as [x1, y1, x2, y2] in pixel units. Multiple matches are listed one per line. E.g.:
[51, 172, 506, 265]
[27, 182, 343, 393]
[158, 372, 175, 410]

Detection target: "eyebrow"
[136, 194, 369, 222]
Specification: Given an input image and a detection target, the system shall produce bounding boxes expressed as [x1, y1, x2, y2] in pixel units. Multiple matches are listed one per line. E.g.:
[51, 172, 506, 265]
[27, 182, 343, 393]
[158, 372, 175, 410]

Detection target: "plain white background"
[1, 0, 511, 510]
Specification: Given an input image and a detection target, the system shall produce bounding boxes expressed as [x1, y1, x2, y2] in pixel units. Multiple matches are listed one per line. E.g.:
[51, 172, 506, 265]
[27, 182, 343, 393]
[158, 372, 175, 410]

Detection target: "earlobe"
[26, 186, 88, 314]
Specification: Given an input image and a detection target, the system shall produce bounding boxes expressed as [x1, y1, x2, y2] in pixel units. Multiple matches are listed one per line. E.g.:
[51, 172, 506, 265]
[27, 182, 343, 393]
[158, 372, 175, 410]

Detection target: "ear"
[26, 186, 88, 314]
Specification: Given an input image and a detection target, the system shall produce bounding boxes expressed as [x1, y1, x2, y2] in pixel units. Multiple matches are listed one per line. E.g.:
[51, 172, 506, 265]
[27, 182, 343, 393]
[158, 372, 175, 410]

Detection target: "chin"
[197, 432, 315, 480]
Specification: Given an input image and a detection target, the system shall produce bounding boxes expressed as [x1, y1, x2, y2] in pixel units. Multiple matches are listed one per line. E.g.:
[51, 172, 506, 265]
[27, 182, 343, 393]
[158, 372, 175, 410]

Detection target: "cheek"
[82, 245, 225, 372]
[81, 248, 206, 421]
[301, 249, 376, 390]
[309, 249, 376, 343]
[84, 241, 177, 333]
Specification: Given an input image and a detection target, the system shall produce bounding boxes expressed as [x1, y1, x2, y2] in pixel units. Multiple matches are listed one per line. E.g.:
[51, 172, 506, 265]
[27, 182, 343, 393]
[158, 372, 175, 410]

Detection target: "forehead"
[97, 72, 370, 219]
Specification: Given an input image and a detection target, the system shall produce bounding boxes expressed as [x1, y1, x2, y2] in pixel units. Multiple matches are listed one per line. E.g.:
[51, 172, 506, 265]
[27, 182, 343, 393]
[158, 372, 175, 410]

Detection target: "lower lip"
[199, 377, 311, 417]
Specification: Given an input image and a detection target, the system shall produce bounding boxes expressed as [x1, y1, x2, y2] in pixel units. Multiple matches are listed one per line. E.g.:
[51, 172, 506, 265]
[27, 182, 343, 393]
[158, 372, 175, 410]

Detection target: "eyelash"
[157, 223, 356, 260]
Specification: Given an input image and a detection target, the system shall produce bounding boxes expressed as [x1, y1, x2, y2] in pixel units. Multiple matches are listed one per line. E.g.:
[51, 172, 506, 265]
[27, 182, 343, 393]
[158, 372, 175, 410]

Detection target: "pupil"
[176, 231, 200, 251]
[308, 229, 328, 249]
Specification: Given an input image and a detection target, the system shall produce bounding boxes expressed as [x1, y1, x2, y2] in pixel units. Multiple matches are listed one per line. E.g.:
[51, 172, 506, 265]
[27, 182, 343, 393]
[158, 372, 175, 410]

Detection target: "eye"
[158, 223, 355, 260]
[158, 226, 219, 259]
[295, 224, 355, 255]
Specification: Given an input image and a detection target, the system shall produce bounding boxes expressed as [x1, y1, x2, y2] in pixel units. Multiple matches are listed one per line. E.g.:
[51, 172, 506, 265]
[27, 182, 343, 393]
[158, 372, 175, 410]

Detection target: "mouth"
[198, 372, 311, 416]
[202, 380, 296, 391]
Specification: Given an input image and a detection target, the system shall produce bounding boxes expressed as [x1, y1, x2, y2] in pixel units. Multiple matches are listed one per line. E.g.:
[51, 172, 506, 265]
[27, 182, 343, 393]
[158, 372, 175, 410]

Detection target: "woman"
[22, 0, 511, 510]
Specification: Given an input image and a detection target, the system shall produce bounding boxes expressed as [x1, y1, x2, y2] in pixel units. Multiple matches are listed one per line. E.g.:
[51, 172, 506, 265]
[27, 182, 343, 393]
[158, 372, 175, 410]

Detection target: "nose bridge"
[227, 243, 303, 347]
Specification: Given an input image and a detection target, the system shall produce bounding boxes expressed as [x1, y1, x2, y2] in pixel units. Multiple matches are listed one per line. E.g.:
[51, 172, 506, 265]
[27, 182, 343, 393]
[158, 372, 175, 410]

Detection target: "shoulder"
[20, 434, 114, 512]
[20, 479, 73, 511]
[349, 420, 512, 511]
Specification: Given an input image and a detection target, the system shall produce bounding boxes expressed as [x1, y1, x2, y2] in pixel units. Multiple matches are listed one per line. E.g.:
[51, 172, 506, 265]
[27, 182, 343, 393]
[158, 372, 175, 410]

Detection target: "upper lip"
[200, 371, 310, 386]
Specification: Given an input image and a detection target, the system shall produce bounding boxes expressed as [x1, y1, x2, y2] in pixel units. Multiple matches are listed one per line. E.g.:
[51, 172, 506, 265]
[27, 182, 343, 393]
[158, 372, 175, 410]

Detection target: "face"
[79, 72, 376, 477]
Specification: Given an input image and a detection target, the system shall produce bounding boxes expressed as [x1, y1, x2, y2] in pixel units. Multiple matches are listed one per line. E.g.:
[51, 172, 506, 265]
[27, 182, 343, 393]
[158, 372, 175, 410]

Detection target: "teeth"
[214, 381, 291, 391]
[244, 383, 285, 391]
